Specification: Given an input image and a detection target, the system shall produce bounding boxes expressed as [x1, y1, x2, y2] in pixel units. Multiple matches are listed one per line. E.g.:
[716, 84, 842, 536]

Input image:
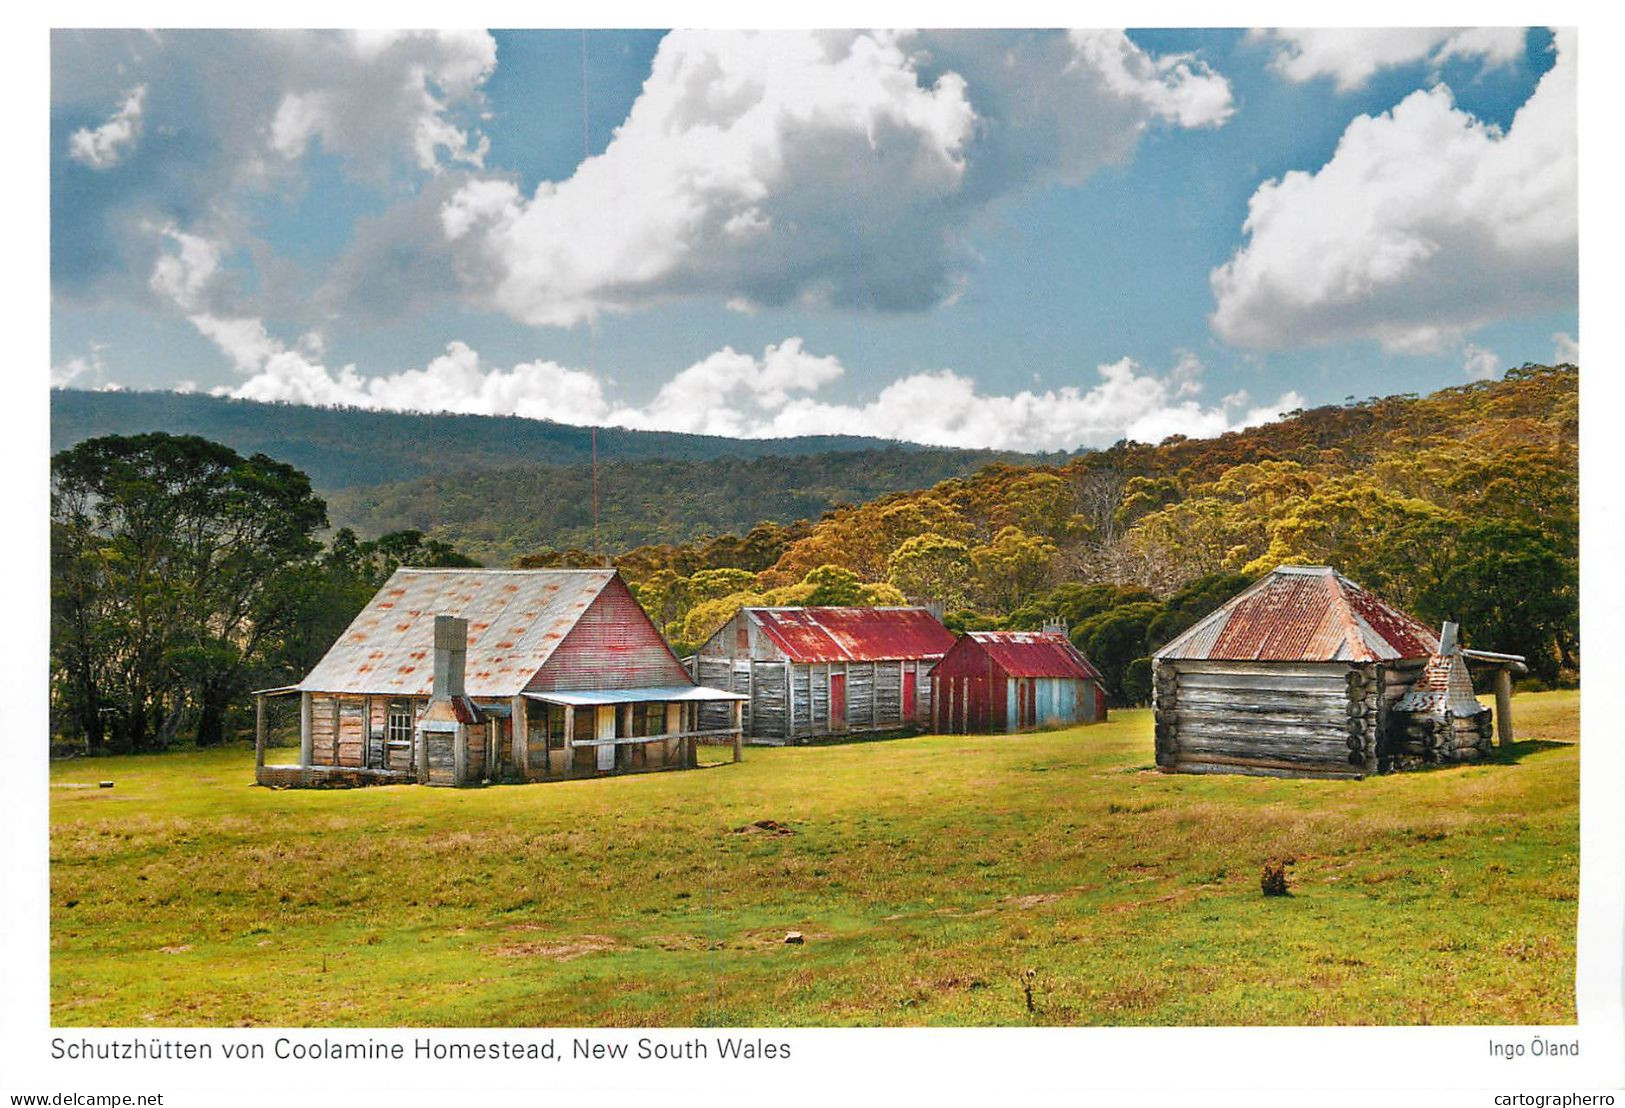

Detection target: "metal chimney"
[1438, 621, 1459, 655]
[432, 615, 468, 701]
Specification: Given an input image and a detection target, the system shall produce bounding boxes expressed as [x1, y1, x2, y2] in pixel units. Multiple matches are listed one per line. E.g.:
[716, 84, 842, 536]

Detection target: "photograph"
[13, 14, 1617, 1105]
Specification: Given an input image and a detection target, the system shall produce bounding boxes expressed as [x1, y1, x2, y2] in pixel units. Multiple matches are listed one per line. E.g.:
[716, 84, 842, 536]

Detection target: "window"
[387, 701, 413, 745]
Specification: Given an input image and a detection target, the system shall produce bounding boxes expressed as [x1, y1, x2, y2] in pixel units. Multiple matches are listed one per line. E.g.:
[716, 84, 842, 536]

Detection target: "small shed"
[255, 568, 746, 788]
[690, 606, 957, 743]
[1151, 565, 1519, 779]
[931, 631, 1106, 734]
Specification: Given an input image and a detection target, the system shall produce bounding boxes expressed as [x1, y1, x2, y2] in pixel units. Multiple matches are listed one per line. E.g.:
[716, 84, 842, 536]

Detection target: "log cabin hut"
[254, 568, 747, 787]
[689, 607, 957, 743]
[930, 630, 1107, 734]
[1151, 565, 1525, 779]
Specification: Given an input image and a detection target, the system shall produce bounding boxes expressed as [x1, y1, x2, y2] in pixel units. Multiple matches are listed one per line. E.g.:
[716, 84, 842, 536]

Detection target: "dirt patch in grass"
[732, 819, 796, 836]
[1004, 893, 1062, 910]
[646, 933, 711, 952]
[492, 935, 621, 961]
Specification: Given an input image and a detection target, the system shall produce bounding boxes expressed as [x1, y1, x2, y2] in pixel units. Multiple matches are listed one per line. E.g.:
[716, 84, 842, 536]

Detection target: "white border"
[6, 3, 1621, 1103]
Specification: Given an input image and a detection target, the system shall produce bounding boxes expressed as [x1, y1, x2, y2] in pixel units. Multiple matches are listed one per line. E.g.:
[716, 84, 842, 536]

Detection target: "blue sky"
[49, 28, 1577, 450]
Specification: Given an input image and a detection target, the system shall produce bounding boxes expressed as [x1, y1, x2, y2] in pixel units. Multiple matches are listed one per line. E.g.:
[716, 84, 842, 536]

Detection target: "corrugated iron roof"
[1153, 566, 1439, 663]
[298, 568, 618, 698]
[747, 607, 956, 663]
[963, 631, 1103, 680]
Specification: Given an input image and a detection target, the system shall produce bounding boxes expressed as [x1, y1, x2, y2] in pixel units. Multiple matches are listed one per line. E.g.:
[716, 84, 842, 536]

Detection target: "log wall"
[1153, 660, 1369, 779]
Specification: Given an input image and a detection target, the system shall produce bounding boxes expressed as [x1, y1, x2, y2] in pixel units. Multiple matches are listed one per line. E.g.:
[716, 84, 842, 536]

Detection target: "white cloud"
[209, 333, 1297, 452]
[67, 85, 146, 169]
[1462, 343, 1500, 380]
[51, 343, 110, 388]
[148, 226, 221, 311]
[264, 30, 495, 173]
[1257, 28, 1528, 92]
[1068, 30, 1234, 127]
[443, 29, 1232, 327]
[188, 315, 282, 375]
[1210, 29, 1575, 354]
[1552, 331, 1579, 364]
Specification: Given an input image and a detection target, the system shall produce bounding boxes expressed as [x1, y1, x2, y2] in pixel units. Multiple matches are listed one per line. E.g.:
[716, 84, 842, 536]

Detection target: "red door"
[902, 668, 916, 721]
[830, 672, 846, 729]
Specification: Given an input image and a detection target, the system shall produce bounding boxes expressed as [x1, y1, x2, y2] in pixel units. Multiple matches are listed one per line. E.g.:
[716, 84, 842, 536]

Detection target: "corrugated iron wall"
[530, 575, 692, 692]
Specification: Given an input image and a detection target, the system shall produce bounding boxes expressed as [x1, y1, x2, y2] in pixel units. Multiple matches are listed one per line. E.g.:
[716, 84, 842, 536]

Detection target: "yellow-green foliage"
[50, 691, 1577, 1027]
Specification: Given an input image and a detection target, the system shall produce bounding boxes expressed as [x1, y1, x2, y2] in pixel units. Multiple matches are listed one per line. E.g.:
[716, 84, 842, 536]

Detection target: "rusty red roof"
[962, 631, 1103, 680]
[746, 607, 956, 663]
[298, 568, 621, 698]
[1153, 566, 1440, 663]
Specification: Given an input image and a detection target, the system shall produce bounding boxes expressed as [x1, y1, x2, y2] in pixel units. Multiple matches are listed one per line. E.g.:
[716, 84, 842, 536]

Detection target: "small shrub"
[1261, 857, 1293, 897]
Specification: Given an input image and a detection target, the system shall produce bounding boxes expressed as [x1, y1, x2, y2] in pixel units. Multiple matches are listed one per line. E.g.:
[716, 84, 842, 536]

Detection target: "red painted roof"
[747, 607, 956, 663]
[1154, 566, 1439, 663]
[964, 631, 1103, 679]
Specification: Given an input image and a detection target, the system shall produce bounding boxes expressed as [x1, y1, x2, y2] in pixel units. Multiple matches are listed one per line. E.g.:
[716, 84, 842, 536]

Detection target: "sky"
[48, 27, 1579, 452]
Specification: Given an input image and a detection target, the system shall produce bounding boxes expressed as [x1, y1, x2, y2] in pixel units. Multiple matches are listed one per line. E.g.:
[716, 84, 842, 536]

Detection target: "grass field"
[48, 692, 1578, 1027]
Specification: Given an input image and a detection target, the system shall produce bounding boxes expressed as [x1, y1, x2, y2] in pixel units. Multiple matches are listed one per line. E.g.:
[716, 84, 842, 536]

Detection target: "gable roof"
[1152, 565, 1439, 663]
[961, 631, 1103, 680]
[745, 607, 956, 663]
[298, 568, 622, 697]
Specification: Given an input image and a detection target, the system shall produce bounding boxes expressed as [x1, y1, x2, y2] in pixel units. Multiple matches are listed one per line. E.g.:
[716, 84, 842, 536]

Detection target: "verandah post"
[731, 700, 744, 764]
[299, 691, 313, 768]
[254, 694, 266, 778]
[562, 705, 575, 776]
[512, 695, 530, 781]
[1495, 668, 1515, 747]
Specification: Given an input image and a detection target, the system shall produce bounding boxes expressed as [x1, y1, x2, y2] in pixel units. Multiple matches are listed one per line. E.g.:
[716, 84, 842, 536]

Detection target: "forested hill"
[50, 389, 1031, 490]
[326, 448, 1026, 566]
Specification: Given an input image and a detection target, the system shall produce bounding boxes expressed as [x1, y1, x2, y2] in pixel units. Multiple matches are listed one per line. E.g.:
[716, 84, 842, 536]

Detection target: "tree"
[1417, 520, 1577, 682]
[51, 434, 327, 750]
[969, 526, 1057, 610]
[886, 533, 972, 609]
[1073, 601, 1162, 706]
[798, 564, 865, 606]
[689, 567, 759, 603]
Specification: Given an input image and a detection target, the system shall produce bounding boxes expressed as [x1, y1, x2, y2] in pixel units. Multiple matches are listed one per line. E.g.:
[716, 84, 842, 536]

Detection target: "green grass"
[49, 691, 1578, 1027]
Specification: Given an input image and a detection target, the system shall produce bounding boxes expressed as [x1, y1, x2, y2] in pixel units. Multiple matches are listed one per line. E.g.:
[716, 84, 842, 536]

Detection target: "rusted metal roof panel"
[1154, 565, 1439, 663]
[963, 631, 1103, 680]
[746, 607, 956, 663]
[298, 568, 617, 698]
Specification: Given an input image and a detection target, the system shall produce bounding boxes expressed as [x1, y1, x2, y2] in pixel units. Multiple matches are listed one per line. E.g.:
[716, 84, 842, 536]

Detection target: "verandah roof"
[522, 686, 748, 707]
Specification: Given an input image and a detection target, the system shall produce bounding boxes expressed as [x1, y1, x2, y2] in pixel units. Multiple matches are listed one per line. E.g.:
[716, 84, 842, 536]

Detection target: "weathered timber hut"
[1151, 565, 1522, 779]
[931, 631, 1107, 734]
[255, 568, 746, 787]
[690, 606, 957, 743]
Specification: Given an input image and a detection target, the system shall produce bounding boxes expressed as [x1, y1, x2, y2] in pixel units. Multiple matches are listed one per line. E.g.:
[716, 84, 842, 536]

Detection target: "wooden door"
[902, 665, 916, 721]
[595, 705, 616, 771]
[830, 672, 846, 729]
